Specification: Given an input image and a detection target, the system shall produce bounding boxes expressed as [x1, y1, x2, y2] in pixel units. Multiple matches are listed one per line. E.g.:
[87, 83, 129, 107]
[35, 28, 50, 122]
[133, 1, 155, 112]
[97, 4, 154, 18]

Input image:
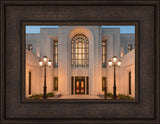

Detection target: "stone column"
[85, 77, 87, 95]
[73, 76, 75, 95]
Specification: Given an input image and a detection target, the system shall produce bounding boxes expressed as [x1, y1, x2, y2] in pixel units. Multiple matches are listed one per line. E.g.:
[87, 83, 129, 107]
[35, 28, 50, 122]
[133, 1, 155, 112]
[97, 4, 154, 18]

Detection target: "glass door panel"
[75, 79, 85, 94]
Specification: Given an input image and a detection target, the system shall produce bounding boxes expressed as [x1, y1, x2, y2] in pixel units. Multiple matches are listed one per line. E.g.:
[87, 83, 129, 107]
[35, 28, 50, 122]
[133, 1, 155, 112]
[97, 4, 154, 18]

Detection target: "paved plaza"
[48, 95, 104, 99]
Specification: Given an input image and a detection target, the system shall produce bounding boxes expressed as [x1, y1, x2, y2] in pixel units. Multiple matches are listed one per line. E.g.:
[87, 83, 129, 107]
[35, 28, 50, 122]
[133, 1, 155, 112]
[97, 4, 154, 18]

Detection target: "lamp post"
[39, 56, 52, 99]
[108, 56, 121, 99]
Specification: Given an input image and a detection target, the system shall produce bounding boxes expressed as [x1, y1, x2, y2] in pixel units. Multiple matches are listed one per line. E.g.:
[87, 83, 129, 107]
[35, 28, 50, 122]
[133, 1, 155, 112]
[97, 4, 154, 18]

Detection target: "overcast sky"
[26, 25, 135, 34]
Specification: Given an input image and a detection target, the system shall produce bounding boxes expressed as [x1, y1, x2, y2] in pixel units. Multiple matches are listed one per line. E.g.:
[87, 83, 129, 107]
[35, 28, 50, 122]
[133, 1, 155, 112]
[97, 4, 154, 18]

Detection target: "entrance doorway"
[75, 77, 85, 94]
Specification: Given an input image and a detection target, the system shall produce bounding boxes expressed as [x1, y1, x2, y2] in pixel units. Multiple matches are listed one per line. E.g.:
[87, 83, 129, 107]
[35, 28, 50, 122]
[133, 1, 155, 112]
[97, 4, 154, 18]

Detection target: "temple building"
[25, 26, 135, 98]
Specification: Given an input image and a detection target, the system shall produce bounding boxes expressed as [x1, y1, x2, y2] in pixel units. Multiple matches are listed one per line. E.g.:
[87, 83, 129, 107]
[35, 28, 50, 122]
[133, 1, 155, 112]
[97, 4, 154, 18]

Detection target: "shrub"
[118, 94, 133, 99]
[28, 92, 54, 99]
[47, 92, 54, 97]
[105, 93, 133, 99]
[28, 94, 43, 99]
[106, 93, 113, 97]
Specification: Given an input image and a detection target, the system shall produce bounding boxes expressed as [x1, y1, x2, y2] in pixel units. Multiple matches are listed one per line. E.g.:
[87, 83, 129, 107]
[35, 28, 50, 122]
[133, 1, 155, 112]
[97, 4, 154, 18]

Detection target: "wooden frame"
[0, 0, 159, 124]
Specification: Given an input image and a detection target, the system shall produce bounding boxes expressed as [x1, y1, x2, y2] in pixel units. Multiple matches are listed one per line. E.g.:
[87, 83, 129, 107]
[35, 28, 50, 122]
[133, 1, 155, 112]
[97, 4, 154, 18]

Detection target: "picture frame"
[0, 0, 159, 124]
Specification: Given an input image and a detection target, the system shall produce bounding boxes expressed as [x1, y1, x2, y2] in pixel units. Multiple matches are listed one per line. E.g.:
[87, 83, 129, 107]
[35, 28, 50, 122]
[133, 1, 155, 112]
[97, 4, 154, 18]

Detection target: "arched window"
[72, 34, 89, 68]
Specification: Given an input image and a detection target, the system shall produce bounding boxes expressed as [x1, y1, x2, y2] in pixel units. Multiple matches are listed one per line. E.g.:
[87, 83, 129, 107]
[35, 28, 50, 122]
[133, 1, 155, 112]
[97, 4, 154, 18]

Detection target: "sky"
[25, 25, 135, 34]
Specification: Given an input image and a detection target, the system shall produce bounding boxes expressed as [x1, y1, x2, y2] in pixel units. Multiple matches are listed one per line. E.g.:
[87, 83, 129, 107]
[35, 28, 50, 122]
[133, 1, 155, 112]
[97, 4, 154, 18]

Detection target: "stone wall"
[25, 49, 53, 97]
[120, 34, 135, 57]
[117, 49, 135, 97]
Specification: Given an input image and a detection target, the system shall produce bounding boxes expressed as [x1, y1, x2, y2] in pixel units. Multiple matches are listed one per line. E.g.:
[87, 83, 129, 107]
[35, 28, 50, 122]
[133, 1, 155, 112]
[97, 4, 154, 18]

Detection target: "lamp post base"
[104, 86, 107, 99]
[43, 86, 47, 99]
[113, 86, 117, 99]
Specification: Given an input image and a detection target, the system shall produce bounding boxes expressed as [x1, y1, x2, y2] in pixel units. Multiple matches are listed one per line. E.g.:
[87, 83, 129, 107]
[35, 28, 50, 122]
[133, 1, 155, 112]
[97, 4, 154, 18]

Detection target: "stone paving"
[48, 95, 104, 99]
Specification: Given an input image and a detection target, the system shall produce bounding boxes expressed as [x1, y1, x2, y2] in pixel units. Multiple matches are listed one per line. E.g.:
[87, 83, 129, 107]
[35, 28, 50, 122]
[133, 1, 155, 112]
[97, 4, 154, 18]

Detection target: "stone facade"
[25, 26, 135, 98]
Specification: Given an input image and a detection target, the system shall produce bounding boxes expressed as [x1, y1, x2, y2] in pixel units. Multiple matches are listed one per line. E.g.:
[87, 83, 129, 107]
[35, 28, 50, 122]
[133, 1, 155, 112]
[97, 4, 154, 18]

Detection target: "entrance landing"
[52, 95, 104, 99]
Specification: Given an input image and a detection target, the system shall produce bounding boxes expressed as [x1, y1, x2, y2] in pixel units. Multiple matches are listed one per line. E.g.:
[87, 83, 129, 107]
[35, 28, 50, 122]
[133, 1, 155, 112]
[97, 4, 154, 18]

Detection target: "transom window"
[72, 34, 89, 68]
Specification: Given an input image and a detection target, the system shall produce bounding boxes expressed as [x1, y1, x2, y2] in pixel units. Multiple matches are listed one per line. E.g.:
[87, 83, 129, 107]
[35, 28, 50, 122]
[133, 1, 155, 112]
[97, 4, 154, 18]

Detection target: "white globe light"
[108, 60, 113, 67]
[43, 56, 47, 62]
[48, 60, 52, 66]
[112, 56, 117, 63]
[117, 60, 121, 67]
[39, 60, 43, 66]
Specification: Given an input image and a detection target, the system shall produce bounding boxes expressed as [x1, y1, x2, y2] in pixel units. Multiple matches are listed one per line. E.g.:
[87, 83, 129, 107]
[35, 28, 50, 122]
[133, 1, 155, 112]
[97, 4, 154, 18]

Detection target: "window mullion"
[85, 40, 86, 68]
[73, 41, 75, 68]
[71, 34, 88, 68]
